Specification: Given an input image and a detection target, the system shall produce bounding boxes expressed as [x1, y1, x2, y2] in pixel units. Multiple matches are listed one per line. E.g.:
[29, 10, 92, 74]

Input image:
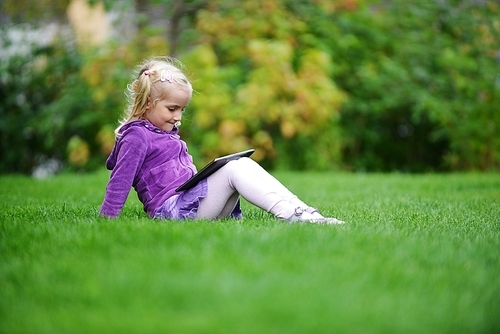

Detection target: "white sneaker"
[287, 207, 345, 225]
[306, 207, 345, 224]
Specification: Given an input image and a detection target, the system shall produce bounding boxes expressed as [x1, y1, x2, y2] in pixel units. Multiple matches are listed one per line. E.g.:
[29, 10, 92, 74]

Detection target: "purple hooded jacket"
[99, 120, 197, 218]
[100, 120, 242, 219]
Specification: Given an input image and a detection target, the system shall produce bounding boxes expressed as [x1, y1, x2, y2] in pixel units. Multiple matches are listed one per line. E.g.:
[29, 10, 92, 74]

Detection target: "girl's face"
[145, 84, 192, 132]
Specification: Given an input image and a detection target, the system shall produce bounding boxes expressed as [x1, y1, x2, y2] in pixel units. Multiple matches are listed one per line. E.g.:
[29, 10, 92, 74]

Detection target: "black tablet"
[175, 149, 255, 192]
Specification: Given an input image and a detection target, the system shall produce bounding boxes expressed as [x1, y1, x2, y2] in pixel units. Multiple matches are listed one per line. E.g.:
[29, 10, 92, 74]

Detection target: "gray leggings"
[195, 157, 308, 220]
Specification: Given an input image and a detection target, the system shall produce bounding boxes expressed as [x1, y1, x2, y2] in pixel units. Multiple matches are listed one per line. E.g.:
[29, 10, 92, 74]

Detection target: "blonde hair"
[116, 56, 192, 135]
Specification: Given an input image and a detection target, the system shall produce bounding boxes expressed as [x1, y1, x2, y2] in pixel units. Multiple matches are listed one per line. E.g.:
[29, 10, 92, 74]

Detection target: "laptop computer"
[175, 149, 255, 192]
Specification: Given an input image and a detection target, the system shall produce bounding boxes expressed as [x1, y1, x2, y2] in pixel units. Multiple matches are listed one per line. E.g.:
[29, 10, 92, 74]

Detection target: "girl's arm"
[99, 131, 147, 218]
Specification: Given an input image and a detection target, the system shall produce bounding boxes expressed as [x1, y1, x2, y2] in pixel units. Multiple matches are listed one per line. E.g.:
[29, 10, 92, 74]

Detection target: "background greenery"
[1, 0, 499, 174]
[1, 171, 499, 333]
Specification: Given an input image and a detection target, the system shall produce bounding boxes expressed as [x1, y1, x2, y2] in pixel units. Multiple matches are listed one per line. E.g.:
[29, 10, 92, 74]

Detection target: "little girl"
[99, 56, 344, 224]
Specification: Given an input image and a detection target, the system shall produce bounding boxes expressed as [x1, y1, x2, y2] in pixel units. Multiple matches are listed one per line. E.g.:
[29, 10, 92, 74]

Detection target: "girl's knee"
[220, 159, 243, 178]
[224, 157, 253, 178]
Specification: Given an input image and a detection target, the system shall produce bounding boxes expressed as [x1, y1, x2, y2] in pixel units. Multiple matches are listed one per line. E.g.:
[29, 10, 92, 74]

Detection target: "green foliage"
[1, 171, 499, 332]
[1, 0, 499, 173]
[0, 36, 82, 173]
[0, 27, 170, 173]
[183, 0, 500, 171]
[1, 0, 70, 23]
[291, 0, 500, 171]
[0, 38, 115, 173]
[182, 0, 345, 169]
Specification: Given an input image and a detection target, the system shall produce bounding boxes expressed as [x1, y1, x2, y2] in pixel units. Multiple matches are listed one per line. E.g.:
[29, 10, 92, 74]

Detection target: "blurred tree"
[0, 39, 82, 173]
[287, 0, 500, 171]
[163, 0, 207, 55]
[182, 0, 346, 170]
[2, 0, 71, 23]
[1, 0, 499, 174]
[97, 0, 207, 55]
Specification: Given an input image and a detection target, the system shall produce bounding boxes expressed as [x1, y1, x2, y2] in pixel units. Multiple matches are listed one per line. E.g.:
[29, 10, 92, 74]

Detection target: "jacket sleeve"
[99, 130, 147, 218]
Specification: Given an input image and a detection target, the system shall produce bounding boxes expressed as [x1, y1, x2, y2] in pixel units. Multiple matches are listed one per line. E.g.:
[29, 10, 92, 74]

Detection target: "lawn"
[0, 170, 499, 333]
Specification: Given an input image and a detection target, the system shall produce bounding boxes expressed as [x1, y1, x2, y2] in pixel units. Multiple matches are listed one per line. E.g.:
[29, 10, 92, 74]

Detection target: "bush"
[0, 26, 170, 174]
[182, 0, 346, 170]
[1, 0, 499, 174]
[295, 0, 500, 171]
[0, 33, 82, 174]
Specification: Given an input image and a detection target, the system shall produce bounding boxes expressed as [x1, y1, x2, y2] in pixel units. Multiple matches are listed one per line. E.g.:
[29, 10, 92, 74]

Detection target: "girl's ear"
[145, 97, 151, 110]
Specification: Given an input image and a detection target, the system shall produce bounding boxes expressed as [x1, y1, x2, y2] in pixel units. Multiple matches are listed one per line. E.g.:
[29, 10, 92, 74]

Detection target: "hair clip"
[160, 69, 174, 83]
[143, 70, 150, 76]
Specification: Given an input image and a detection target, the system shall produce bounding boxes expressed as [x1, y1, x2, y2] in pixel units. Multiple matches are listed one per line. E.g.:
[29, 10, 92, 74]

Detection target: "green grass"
[1, 170, 499, 334]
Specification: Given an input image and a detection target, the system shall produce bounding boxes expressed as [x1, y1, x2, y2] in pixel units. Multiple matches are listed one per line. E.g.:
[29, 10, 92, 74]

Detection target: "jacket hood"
[105, 120, 179, 170]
